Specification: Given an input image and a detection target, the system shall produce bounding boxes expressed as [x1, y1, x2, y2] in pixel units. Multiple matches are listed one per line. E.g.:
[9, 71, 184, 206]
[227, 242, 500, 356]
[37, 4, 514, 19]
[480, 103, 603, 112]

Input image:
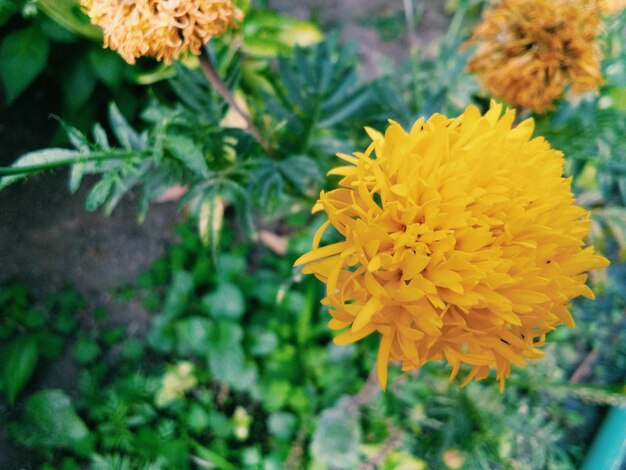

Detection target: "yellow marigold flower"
[81, 0, 243, 64]
[294, 103, 609, 390]
[466, 0, 603, 113]
[598, 0, 626, 13]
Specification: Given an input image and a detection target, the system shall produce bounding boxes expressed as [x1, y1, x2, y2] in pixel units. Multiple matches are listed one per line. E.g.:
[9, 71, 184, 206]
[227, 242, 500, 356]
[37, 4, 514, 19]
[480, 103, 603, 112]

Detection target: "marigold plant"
[466, 0, 603, 113]
[82, 0, 243, 64]
[295, 103, 609, 390]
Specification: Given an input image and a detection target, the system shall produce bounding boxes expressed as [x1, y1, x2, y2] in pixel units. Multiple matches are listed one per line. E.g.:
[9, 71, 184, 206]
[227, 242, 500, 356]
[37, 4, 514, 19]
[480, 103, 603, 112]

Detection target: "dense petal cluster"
[82, 0, 242, 64]
[466, 0, 603, 113]
[599, 0, 626, 14]
[295, 103, 608, 390]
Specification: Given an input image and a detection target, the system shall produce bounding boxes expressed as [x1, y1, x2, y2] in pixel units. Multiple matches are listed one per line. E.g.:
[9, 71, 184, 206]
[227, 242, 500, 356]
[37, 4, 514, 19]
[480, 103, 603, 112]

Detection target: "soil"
[0, 80, 180, 469]
[0, 2, 450, 468]
[271, 0, 450, 75]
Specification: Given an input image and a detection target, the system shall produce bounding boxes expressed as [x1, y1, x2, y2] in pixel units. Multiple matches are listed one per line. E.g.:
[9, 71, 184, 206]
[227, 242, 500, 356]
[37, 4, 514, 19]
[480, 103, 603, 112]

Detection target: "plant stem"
[0, 151, 146, 177]
[360, 422, 403, 470]
[348, 366, 406, 468]
[198, 50, 272, 155]
[350, 366, 382, 408]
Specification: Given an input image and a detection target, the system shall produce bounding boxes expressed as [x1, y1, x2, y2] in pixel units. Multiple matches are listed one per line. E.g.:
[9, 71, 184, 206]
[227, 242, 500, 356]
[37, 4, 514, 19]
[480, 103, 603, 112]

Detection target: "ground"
[0, 2, 450, 467]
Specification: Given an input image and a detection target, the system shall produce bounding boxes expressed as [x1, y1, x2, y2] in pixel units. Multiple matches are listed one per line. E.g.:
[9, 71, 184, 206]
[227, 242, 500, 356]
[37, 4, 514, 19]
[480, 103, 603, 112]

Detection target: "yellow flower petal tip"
[296, 103, 609, 390]
[466, 0, 604, 113]
[81, 0, 243, 64]
[598, 0, 626, 14]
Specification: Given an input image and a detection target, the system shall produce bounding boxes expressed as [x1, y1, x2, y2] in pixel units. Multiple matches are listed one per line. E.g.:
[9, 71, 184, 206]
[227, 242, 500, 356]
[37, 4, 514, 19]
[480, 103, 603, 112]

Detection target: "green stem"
[0, 151, 147, 177]
[443, 0, 469, 47]
[37, 0, 103, 41]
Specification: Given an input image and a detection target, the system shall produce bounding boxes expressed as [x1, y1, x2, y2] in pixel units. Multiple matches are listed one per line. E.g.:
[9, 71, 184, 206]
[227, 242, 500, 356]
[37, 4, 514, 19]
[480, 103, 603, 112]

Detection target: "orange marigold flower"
[294, 103, 609, 390]
[466, 0, 603, 113]
[81, 0, 243, 64]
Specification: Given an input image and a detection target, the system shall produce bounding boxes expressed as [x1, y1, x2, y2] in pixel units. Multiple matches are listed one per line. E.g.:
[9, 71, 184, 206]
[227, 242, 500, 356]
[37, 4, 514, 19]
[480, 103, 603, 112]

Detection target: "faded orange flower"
[295, 103, 609, 390]
[82, 0, 243, 64]
[466, 0, 603, 113]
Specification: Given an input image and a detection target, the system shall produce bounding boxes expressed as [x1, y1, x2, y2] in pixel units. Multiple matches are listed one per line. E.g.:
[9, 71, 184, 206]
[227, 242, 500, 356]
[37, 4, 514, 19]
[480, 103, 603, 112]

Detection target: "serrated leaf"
[109, 103, 143, 150]
[278, 57, 306, 110]
[92, 123, 111, 149]
[320, 69, 359, 112]
[318, 88, 372, 128]
[0, 148, 81, 190]
[166, 135, 210, 177]
[220, 180, 256, 235]
[279, 155, 323, 194]
[85, 177, 113, 212]
[0, 335, 39, 403]
[54, 119, 91, 193]
[104, 160, 151, 215]
[0, 26, 50, 104]
[169, 63, 223, 120]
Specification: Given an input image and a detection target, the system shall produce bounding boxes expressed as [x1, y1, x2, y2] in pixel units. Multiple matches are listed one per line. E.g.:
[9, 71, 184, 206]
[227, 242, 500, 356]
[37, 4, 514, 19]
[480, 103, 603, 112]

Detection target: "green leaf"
[14, 390, 92, 454]
[166, 135, 210, 177]
[23, 308, 46, 329]
[121, 338, 145, 361]
[37, 0, 102, 40]
[318, 88, 372, 128]
[187, 403, 211, 433]
[594, 207, 626, 258]
[248, 328, 278, 356]
[296, 281, 316, 346]
[85, 177, 113, 211]
[207, 322, 253, 389]
[109, 103, 144, 150]
[174, 316, 212, 355]
[0, 0, 22, 28]
[73, 335, 101, 365]
[61, 57, 97, 109]
[88, 48, 125, 89]
[192, 441, 238, 470]
[101, 326, 126, 345]
[216, 253, 246, 281]
[0, 148, 81, 191]
[0, 335, 39, 403]
[36, 331, 64, 360]
[0, 26, 50, 104]
[163, 270, 195, 319]
[278, 155, 323, 195]
[268, 412, 297, 441]
[311, 397, 362, 469]
[204, 283, 245, 320]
